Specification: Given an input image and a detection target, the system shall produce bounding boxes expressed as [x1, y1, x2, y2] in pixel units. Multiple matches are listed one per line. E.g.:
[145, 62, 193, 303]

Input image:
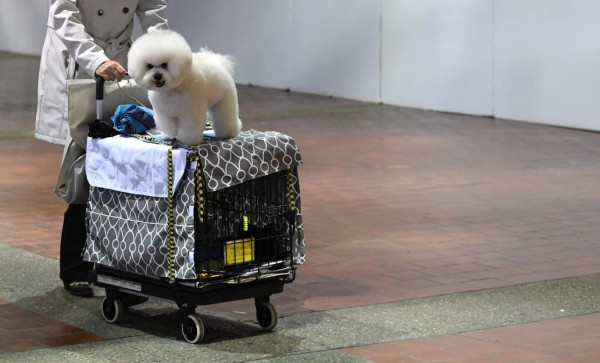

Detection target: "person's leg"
[60, 203, 94, 297]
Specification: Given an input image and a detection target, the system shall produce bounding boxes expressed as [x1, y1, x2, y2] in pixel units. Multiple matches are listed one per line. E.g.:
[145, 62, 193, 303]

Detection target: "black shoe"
[64, 281, 94, 297]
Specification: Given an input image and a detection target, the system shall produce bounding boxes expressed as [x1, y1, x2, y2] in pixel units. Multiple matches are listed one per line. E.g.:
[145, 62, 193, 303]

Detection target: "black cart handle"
[95, 76, 105, 121]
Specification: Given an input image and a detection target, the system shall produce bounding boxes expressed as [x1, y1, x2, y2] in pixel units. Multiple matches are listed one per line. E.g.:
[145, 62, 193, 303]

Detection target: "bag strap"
[167, 147, 176, 283]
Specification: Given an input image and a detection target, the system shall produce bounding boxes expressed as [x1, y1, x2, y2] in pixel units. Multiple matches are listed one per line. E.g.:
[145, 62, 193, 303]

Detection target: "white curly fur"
[128, 30, 242, 144]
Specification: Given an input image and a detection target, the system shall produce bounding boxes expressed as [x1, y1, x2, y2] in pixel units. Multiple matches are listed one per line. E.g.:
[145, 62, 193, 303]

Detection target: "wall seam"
[491, 0, 496, 117]
[379, 0, 383, 103]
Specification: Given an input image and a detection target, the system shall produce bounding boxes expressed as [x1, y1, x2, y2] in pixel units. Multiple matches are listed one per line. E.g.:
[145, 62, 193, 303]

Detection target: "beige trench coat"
[35, 0, 168, 146]
[36, 0, 168, 203]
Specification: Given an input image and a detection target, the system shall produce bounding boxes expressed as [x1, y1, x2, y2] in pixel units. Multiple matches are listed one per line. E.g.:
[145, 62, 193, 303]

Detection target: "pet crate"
[84, 129, 304, 343]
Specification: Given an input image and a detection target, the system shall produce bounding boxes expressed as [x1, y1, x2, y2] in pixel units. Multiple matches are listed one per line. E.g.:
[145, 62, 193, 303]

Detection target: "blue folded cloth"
[111, 104, 156, 134]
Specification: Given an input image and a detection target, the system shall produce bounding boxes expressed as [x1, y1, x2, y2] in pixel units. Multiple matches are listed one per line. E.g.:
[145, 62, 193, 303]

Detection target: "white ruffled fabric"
[86, 136, 187, 197]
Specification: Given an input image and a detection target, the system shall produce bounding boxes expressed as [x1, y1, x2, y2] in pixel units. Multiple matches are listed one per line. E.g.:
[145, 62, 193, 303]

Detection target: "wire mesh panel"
[194, 169, 295, 282]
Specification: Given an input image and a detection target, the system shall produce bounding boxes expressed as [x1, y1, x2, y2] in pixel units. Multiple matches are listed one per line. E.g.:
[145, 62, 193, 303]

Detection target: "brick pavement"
[2, 52, 600, 360]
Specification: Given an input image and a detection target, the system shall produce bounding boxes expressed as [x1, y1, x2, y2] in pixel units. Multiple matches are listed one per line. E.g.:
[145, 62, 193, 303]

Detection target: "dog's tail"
[200, 47, 236, 76]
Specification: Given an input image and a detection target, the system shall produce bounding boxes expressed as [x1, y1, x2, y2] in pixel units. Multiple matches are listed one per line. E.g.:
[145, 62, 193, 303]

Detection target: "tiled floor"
[2, 51, 600, 360]
[0, 299, 103, 354]
[343, 313, 600, 362]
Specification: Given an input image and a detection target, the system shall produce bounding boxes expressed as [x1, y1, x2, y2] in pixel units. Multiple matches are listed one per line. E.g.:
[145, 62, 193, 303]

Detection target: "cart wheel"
[181, 314, 204, 344]
[256, 301, 278, 330]
[101, 297, 123, 323]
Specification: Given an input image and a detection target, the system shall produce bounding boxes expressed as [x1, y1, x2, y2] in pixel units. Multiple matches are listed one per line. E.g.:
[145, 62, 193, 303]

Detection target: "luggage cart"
[85, 77, 302, 343]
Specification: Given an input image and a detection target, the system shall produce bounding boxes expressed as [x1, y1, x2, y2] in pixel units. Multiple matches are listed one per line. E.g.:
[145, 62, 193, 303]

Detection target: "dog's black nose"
[153, 72, 163, 81]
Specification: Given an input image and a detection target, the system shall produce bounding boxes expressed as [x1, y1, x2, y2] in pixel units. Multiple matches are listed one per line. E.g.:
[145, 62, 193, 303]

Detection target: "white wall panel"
[381, 0, 493, 116]
[288, 0, 381, 102]
[4, 0, 600, 131]
[494, 0, 600, 131]
[166, 0, 291, 88]
[0, 1, 47, 55]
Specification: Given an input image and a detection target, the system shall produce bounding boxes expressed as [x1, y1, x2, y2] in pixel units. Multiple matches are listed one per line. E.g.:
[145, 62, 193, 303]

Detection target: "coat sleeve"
[136, 0, 169, 33]
[48, 0, 110, 77]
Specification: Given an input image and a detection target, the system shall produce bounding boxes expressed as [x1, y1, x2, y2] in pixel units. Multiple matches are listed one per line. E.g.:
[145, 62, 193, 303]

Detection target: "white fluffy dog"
[127, 30, 242, 144]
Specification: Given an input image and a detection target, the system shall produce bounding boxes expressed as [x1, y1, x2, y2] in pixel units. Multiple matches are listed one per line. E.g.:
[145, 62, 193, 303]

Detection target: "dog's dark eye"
[147, 64, 154, 70]
[161, 63, 168, 69]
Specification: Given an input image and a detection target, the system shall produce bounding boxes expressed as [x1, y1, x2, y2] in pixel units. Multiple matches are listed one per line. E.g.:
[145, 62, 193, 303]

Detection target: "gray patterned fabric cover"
[83, 130, 305, 281]
[196, 130, 303, 191]
[85, 168, 197, 279]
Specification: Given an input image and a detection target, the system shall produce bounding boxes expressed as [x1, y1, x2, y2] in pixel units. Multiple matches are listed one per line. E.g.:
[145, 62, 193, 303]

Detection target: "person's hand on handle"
[95, 60, 127, 81]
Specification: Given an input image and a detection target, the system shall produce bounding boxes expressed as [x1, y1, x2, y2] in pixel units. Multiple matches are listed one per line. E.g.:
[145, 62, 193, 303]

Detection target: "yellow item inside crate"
[224, 238, 255, 266]
[198, 272, 224, 281]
